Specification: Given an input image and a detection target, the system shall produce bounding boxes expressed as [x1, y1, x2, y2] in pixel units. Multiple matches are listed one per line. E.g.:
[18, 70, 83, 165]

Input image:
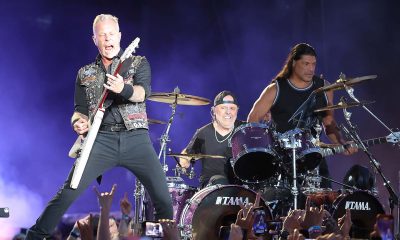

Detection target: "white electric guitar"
[69, 37, 140, 189]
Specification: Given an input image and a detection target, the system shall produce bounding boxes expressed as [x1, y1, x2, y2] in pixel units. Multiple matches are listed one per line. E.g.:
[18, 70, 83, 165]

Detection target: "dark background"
[1, 0, 399, 236]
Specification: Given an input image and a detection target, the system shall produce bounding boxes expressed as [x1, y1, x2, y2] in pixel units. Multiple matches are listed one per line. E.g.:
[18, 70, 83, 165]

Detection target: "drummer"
[179, 90, 244, 188]
[247, 43, 357, 188]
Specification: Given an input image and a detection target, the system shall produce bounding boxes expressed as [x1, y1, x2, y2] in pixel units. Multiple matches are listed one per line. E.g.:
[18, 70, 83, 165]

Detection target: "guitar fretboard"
[321, 136, 388, 157]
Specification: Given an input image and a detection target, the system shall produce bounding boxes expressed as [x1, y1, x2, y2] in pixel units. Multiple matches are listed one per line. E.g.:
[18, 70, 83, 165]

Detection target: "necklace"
[214, 127, 234, 143]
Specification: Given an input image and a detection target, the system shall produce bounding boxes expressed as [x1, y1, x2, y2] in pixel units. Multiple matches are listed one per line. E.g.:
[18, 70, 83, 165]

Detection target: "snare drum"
[332, 190, 385, 239]
[179, 185, 272, 239]
[230, 123, 277, 183]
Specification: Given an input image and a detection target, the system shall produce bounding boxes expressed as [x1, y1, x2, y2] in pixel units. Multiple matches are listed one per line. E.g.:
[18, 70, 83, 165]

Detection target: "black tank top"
[270, 76, 328, 133]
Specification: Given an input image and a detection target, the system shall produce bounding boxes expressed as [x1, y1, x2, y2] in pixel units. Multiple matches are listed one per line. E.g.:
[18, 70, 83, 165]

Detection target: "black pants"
[26, 129, 173, 240]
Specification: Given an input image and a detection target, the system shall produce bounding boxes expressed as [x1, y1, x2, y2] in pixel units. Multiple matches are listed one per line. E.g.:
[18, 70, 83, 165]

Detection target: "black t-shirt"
[185, 120, 243, 185]
[270, 76, 328, 133]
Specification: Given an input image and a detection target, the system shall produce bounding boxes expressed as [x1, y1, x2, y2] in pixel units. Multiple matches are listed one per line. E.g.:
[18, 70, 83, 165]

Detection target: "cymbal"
[148, 118, 166, 124]
[314, 75, 377, 93]
[167, 153, 225, 160]
[148, 92, 211, 106]
[314, 100, 374, 112]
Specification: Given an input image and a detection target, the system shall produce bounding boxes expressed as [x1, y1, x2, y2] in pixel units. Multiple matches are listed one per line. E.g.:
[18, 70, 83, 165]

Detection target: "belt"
[99, 124, 128, 132]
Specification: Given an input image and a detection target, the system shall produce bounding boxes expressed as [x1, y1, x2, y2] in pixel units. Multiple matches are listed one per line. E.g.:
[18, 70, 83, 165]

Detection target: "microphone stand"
[339, 80, 399, 235]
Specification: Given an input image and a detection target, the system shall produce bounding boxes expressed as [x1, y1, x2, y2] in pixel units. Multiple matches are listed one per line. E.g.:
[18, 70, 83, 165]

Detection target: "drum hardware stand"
[339, 78, 400, 236]
[279, 129, 302, 209]
[301, 172, 359, 192]
[171, 155, 184, 177]
[132, 178, 146, 234]
[188, 161, 196, 179]
[132, 87, 180, 228]
[302, 168, 322, 191]
[159, 86, 180, 172]
[172, 156, 196, 179]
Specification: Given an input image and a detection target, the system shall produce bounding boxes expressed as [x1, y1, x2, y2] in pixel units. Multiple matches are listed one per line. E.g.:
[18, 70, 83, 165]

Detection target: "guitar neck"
[321, 136, 388, 157]
[90, 61, 124, 123]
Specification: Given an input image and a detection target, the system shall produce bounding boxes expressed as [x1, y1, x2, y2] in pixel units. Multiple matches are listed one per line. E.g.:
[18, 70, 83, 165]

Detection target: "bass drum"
[332, 190, 385, 239]
[179, 185, 272, 240]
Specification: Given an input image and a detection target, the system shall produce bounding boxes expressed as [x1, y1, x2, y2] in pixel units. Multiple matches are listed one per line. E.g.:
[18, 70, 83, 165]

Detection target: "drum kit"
[132, 74, 400, 239]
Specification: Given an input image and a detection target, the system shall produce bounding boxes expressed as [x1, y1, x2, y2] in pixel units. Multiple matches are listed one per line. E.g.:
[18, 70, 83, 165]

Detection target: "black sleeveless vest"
[270, 76, 328, 133]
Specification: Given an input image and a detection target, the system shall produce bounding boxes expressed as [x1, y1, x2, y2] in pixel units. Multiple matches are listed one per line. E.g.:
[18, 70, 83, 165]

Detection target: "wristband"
[122, 214, 131, 221]
[119, 84, 134, 100]
[280, 230, 290, 239]
[308, 225, 323, 238]
[308, 225, 322, 234]
[70, 229, 80, 238]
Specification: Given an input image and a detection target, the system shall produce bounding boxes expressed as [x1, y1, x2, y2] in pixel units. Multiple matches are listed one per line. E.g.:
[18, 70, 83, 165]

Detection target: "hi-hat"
[148, 92, 211, 106]
[314, 100, 374, 112]
[314, 75, 377, 93]
[148, 118, 166, 124]
[167, 153, 225, 160]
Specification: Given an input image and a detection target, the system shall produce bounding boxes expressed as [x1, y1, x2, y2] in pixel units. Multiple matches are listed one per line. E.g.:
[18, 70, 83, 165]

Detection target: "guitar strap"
[96, 56, 135, 186]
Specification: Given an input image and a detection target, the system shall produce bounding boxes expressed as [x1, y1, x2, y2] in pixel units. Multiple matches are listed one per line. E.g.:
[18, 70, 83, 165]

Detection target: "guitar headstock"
[386, 131, 400, 144]
[120, 37, 140, 62]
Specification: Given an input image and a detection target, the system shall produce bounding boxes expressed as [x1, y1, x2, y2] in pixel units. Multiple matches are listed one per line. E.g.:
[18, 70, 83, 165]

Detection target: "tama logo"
[345, 201, 371, 210]
[215, 196, 250, 206]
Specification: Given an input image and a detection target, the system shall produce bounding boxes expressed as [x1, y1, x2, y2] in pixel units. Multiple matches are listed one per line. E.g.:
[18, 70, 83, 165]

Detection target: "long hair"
[274, 43, 317, 81]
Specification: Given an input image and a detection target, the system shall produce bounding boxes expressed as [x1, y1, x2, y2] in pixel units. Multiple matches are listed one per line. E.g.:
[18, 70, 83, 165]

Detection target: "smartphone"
[0, 207, 9, 218]
[142, 221, 163, 238]
[252, 207, 267, 236]
[376, 214, 394, 239]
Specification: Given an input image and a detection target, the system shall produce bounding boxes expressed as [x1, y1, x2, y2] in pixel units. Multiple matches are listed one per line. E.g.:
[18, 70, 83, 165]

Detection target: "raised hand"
[300, 197, 325, 229]
[288, 228, 305, 240]
[93, 184, 117, 211]
[120, 192, 132, 215]
[159, 219, 180, 240]
[76, 214, 94, 240]
[235, 192, 261, 239]
[338, 209, 352, 238]
[228, 223, 244, 240]
[282, 209, 304, 234]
